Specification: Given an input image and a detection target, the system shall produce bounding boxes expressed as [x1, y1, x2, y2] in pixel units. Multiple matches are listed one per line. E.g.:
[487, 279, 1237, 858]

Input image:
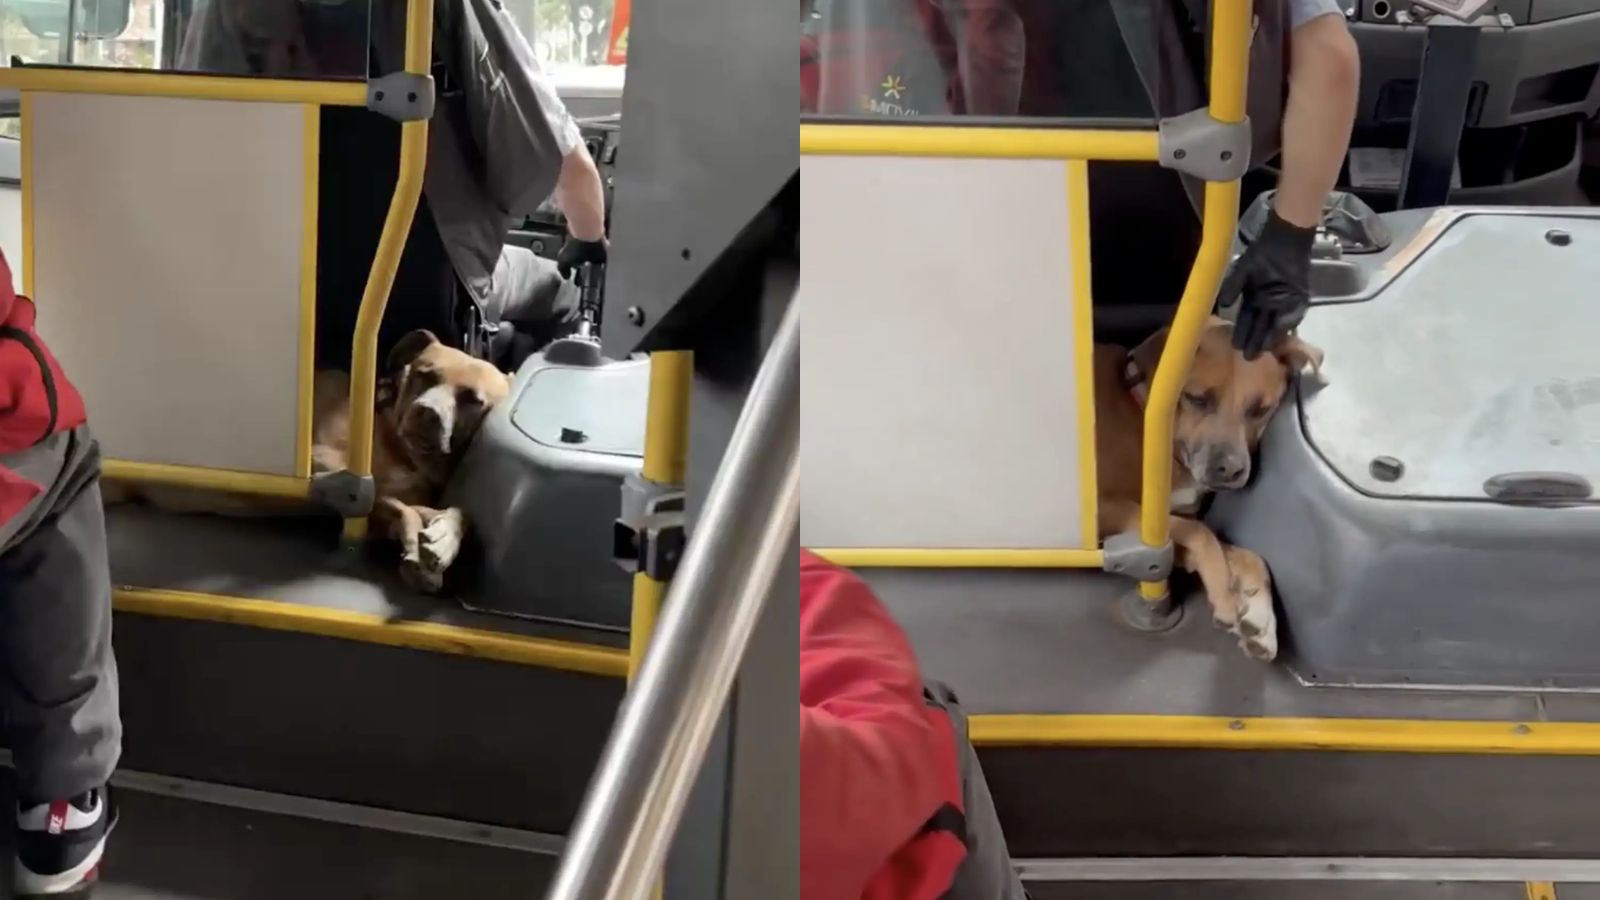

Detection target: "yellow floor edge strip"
[970, 714, 1600, 755]
[1528, 882, 1557, 900]
[113, 588, 629, 679]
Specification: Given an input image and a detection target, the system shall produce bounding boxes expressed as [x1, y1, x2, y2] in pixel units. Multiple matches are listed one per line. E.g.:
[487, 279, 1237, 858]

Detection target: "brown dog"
[1094, 317, 1323, 660]
[313, 329, 510, 592]
[106, 329, 509, 595]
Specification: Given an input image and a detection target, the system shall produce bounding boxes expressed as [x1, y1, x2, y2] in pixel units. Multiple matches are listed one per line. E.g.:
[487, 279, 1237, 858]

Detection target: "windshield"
[0, 0, 626, 139]
[801, 0, 1167, 122]
[0, 0, 623, 82]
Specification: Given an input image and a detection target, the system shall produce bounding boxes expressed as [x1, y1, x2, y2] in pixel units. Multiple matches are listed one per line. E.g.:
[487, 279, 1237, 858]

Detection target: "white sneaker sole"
[14, 834, 105, 896]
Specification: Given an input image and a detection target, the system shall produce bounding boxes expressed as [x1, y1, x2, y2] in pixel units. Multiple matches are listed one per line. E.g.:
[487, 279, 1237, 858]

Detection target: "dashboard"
[510, 115, 620, 260]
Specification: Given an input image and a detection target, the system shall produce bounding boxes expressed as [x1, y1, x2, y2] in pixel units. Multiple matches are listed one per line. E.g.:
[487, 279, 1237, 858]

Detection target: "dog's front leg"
[1221, 544, 1277, 661]
[377, 498, 442, 593]
[1100, 499, 1244, 635]
[414, 506, 467, 585]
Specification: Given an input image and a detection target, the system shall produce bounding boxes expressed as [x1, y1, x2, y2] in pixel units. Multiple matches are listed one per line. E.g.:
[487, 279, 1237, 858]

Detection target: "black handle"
[1482, 471, 1593, 503]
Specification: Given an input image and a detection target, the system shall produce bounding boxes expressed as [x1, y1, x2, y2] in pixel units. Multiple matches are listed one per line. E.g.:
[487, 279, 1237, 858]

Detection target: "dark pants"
[0, 427, 120, 805]
[479, 244, 583, 370]
[927, 681, 1031, 900]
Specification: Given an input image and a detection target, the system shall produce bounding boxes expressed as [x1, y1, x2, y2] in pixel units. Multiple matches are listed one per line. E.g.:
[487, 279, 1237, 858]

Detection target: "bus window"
[801, 0, 1162, 122]
[3, 0, 132, 63]
[172, 0, 371, 81]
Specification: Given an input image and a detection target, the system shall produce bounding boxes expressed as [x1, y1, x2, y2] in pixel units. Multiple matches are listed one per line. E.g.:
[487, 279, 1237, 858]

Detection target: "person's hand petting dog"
[1218, 207, 1317, 360]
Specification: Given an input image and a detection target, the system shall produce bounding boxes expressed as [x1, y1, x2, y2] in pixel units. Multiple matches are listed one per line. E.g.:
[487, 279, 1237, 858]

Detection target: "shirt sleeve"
[462, 0, 583, 212]
[799, 551, 958, 900]
[1288, 0, 1345, 28]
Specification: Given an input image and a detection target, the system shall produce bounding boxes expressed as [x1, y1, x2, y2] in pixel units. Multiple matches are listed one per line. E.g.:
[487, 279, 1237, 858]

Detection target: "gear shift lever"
[544, 260, 606, 367]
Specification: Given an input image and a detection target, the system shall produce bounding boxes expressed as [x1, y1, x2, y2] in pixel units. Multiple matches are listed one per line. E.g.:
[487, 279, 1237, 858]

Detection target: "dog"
[312, 329, 510, 592]
[105, 329, 509, 595]
[1095, 317, 1323, 661]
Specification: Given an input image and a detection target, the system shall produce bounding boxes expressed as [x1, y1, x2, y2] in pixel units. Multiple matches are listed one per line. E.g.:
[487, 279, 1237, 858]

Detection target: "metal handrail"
[545, 296, 800, 900]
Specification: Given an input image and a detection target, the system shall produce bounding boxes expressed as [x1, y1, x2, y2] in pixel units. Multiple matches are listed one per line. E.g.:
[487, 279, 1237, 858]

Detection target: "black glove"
[1217, 208, 1317, 359]
[557, 236, 607, 280]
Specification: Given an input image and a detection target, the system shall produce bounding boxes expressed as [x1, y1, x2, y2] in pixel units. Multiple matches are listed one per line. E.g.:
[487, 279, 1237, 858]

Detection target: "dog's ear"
[1128, 326, 1170, 387]
[387, 329, 439, 373]
[1272, 333, 1325, 377]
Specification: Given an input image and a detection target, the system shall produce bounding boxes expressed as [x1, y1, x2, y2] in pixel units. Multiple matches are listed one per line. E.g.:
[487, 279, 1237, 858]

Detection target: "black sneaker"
[15, 786, 116, 896]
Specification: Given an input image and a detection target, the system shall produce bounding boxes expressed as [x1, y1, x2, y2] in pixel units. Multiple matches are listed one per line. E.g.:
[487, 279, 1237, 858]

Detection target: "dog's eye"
[1182, 390, 1216, 412]
[1247, 400, 1272, 419]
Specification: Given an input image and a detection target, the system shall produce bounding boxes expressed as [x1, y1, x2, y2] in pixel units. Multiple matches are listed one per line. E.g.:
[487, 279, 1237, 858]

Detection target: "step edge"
[971, 713, 1600, 755]
[0, 749, 563, 855]
[114, 586, 629, 678]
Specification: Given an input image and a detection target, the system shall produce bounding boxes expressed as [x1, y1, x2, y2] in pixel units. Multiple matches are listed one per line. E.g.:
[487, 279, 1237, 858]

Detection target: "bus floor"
[0, 769, 554, 899]
[865, 567, 1600, 860]
[104, 503, 625, 648]
[862, 567, 1600, 722]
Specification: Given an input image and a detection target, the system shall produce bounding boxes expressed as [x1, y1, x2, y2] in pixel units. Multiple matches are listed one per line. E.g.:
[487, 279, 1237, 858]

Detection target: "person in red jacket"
[800, 549, 1028, 900]
[0, 249, 119, 896]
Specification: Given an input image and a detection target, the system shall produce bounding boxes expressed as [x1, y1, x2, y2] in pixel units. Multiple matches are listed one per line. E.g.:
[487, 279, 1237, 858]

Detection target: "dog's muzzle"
[1190, 444, 1251, 491]
[402, 386, 456, 457]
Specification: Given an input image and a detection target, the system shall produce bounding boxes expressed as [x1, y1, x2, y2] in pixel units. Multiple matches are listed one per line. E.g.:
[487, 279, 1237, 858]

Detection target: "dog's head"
[1129, 317, 1323, 492]
[384, 330, 510, 473]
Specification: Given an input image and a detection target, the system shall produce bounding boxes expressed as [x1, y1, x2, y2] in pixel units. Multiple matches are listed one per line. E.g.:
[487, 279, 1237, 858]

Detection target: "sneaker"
[15, 786, 116, 896]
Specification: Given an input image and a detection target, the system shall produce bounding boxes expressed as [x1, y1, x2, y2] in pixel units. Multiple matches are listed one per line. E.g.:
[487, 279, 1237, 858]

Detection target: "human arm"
[799, 551, 961, 899]
[555, 144, 608, 244]
[1274, 8, 1361, 227]
[1225, 2, 1360, 356]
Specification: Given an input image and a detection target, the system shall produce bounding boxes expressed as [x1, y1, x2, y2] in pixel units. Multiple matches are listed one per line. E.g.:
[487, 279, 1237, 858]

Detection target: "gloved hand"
[557, 235, 607, 281]
[1217, 208, 1317, 359]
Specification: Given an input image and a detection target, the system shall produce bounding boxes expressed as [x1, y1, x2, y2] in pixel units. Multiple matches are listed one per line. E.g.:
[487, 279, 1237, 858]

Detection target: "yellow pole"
[639, 351, 694, 488]
[629, 350, 694, 679]
[1136, 0, 1252, 600]
[630, 350, 691, 900]
[344, 0, 436, 541]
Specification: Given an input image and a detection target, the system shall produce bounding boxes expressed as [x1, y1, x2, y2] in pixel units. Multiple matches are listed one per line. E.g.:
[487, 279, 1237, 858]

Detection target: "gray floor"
[0, 775, 554, 900]
[106, 505, 624, 648]
[864, 568, 1600, 721]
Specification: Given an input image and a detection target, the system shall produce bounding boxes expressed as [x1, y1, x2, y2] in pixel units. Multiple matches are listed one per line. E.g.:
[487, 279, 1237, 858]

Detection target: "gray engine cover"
[1209, 208, 1600, 689]
[444, 353, 649, 631]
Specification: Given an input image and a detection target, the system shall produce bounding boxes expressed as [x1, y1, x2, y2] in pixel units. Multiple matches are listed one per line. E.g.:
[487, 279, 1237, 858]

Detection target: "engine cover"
[444, 352, 647, 631]
[1209, 208, 1600, 689]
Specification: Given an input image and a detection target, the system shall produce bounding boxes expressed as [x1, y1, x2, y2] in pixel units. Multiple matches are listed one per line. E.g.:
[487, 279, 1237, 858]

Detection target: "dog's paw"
[400, 554, 444, 594]
[419, 508, 465, 574]
[1223, 545, 1277, 662]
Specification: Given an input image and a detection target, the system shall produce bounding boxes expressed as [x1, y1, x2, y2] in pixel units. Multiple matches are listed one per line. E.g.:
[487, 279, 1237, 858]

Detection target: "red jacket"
[0, 250, 88, 527]
[800, 550, 967, 900]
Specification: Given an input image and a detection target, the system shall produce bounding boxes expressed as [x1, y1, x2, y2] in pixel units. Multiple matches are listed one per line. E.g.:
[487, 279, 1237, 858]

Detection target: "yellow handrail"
[630, 351, 694, 679]
[628, 350, 694, 900]
[0, 66, 367, 105]
[1136, 0, 1251, 599]
[800, 124, 1159, 161]
[343, 0, 436, 540]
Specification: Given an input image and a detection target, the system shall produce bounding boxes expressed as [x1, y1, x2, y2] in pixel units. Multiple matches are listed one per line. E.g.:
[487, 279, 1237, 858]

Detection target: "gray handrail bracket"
[367, 71, 436, 123]
[614, 472, 688, 580]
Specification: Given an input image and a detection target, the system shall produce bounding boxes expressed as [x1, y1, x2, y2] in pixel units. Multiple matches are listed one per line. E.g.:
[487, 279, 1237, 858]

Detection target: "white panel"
[0, 184, 20, 293]
[29, 92, 306, 475]
[799, 154, 1089, 549]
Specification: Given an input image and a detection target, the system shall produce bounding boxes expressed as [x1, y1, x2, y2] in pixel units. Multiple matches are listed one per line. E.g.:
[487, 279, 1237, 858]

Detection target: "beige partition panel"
[28, 91, 308, 476]
[799, 154, 1096, 550]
